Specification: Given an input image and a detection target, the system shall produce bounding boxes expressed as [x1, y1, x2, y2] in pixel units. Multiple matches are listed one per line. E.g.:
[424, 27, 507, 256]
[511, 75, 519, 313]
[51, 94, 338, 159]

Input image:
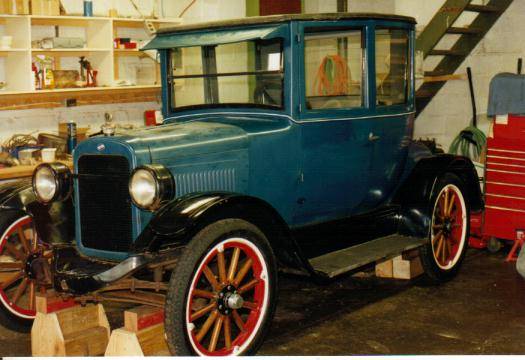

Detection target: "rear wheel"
[420, 173, 469, 283]
[0, 210, 52, 332]
[164, 219, 277, 356]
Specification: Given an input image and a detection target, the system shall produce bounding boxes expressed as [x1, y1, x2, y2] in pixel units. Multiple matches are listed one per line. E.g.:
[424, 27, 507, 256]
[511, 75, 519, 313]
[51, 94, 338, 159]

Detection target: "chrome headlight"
[129, 165, 175, 211]
[32, 162, 72, 203]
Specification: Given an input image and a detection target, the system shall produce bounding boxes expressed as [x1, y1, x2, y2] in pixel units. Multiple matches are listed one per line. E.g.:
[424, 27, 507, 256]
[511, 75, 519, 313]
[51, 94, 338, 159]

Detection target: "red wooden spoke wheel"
[185, 238, 269, 356]
[430, 184, 467, 270]
[0, 215, 52, 319]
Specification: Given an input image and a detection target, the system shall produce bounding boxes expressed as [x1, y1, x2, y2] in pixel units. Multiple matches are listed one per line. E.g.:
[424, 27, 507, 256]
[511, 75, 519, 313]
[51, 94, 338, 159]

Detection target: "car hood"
[75, 120, 251, 166]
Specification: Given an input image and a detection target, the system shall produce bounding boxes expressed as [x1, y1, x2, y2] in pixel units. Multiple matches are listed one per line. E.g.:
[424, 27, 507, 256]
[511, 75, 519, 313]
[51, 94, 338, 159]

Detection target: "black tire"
[0, 210, 34, 333]
[164, 218, 278, 356]
[487, 236, 503, 254]
[419, 173, 470, 283]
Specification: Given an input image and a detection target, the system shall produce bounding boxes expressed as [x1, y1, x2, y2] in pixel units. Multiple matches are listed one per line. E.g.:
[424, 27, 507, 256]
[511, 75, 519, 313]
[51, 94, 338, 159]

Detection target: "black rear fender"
[132, 192, 306, 269]
[394, 154, 483, 237]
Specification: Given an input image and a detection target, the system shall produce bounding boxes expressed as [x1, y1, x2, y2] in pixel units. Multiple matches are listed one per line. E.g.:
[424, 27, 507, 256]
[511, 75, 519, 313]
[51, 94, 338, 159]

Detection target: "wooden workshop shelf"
[0, 14, 180, 106]
[0, 160, 72, 180]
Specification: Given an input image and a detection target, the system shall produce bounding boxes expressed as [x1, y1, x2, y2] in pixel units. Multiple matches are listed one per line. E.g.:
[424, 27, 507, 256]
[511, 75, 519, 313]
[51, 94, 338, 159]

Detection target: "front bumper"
[53, 246, 154, 295]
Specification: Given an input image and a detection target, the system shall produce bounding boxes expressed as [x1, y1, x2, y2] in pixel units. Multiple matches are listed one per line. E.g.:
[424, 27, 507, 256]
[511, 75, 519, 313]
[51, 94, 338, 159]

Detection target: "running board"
[309, 234, 428, 278]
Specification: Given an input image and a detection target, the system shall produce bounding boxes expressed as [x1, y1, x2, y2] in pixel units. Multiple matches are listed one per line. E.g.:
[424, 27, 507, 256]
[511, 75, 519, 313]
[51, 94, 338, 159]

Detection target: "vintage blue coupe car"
[0, 13, 482, 355]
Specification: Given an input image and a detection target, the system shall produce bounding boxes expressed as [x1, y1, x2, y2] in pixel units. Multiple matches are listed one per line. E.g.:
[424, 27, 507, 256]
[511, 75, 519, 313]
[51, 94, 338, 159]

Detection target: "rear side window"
[375, 28, 410, 106]
[304, 29, 364, 110]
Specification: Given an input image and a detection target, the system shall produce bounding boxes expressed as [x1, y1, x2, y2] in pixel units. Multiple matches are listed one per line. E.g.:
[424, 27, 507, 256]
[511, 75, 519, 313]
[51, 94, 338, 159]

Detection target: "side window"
[375, 28, 410, 106]
[304, 29, 364, 110]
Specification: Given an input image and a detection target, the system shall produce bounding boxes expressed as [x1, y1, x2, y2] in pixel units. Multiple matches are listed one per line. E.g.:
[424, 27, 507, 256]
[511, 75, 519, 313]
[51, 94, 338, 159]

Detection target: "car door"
[364, 26, 415, 207]
[293, 23, 376, 226]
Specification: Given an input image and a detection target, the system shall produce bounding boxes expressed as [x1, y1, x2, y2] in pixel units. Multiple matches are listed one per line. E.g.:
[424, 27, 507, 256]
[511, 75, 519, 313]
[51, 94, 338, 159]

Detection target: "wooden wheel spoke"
[190, 301, 216, 322]
[4, 242, 25, 261]
[223, 315, 232, 350]
[242, 300, 258, 311]
[29, 281, 35, 311]
[232, 310, 244, 331]
[17, 228, 30, 253]
[435, 234, 444, 260]
[1, 271, 23, 290]
[11, 278, 29, 305]
[217, 251, 227, 284]
[0, 262, 23, 269]
[446, 194, 456, 216]
[432, 224, 444, 230]
[208, 314, 224, 352]
[233, 258, 253, 287]
[432, 231, 443, 245]
[227, 248, 241, 283]
[203, 266, 221, 292]
[196, 310, 218, 342]
[441, 237, 448, 263]
[237, 278, 259, 294]
[193, 289, 215, 299]
[32, 229, 38, 252]
[443, 189, 449, 218]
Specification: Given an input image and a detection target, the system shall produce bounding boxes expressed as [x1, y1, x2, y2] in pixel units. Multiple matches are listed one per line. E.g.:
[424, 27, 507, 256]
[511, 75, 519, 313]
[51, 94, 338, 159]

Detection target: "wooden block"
[35, 291, 77, 314]
[125, 305, 164, 332]
[31, 0, 59, 15]
[392, 255, 424, 280]
[105, 324, 170, 356]
[375, 258, 393, 278]
[31, 303, 110, 356]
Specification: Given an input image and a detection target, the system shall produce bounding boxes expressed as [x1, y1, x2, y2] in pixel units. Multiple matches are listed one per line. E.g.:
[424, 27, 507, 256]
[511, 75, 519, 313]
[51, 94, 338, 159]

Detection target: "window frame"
[297, 21, 370, 120]
[374, 26, 411, 110]
[166, 37, 286, 113]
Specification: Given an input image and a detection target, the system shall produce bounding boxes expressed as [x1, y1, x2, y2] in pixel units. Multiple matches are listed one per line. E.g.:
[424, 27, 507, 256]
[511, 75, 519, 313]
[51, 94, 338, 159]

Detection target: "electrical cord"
[314, 55, 350, 96]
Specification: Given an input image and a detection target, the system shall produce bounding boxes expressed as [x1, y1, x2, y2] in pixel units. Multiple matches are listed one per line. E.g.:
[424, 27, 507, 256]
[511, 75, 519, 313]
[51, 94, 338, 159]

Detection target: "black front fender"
[131, 192, 307, 270]
[0, 178, 74, 245]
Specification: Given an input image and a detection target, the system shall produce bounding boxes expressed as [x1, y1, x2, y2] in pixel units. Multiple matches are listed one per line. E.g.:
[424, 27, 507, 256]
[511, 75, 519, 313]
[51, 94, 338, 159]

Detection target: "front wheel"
[420, 173, 469, 283]
[164, 219, 277, 356]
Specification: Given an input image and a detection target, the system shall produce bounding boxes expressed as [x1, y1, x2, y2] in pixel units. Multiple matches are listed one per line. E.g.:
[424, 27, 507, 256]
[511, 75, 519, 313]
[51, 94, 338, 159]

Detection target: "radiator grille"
[77, 155, 132, 252]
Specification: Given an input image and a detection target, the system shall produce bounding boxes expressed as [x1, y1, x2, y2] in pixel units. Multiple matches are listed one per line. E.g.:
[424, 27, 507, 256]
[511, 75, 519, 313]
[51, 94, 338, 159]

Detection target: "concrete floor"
[2, 249, 525, 356]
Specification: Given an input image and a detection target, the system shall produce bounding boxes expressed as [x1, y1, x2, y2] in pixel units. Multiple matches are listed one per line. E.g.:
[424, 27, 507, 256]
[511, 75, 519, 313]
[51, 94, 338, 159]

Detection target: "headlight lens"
[32, 163, 72, 203]
[129, 165, 174, 210]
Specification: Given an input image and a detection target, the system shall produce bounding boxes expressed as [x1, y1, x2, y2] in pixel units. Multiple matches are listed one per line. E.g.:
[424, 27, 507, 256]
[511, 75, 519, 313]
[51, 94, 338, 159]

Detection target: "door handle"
[368, 132, 380, 142]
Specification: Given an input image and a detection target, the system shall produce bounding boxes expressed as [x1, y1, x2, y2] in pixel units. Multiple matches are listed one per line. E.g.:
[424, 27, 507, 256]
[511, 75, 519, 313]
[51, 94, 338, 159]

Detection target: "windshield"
[169, 38, 284, 111]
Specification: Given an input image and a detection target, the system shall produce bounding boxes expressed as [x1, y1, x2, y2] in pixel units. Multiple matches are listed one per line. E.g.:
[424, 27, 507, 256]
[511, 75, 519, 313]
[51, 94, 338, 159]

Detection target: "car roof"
[157, 12, 416, 35]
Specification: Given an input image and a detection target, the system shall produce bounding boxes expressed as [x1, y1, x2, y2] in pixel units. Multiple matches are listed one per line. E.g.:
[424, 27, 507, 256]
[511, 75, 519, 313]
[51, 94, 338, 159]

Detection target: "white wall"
[396, 0, 525, 150]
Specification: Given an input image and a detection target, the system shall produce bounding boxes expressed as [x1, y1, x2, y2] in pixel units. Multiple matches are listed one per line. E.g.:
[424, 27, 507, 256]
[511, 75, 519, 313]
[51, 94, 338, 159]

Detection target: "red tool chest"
[483, 114, 525, 242]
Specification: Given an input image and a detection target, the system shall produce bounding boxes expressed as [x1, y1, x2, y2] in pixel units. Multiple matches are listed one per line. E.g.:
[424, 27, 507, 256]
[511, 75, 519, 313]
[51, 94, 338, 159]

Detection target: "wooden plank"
[0, 86, 160, 110]
[125, 305, 164, 332]
[423, 74, 466, 82]
[375, 259, 393, 278]
[0, 160, 73, 180]
[35, 291, 77, 314]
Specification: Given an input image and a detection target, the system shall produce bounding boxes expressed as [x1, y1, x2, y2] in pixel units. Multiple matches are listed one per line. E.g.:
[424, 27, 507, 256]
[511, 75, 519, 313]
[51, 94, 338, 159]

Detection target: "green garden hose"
[448, 125, 486, 161]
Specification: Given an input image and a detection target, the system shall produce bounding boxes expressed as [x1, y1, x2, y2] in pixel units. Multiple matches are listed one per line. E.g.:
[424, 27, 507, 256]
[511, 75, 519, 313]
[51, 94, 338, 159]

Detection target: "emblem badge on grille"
[97, 144, 105, 151]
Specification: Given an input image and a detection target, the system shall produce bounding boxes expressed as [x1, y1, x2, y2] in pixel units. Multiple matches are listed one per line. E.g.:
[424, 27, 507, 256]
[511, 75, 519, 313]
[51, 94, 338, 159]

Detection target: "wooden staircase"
[416, 0, 514, 117]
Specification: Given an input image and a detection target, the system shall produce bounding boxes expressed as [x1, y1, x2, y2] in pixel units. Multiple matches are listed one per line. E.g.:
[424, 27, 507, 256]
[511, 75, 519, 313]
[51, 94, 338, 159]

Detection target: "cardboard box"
[31, 0, 59, 16]
[3, 0, 30, 14]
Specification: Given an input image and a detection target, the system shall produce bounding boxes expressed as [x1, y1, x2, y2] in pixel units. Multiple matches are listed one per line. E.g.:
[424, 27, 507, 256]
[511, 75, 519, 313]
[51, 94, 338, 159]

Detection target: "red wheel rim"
[431, 184, 467, 270]
[185, 238, 269, 356]
[0, 216, 51, 319]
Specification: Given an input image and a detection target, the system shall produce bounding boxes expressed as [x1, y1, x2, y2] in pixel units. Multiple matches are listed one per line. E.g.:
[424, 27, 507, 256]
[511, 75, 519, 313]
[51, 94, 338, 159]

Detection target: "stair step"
[309, 234, 427, 278]
[428, 49, 465, 56]
[465, 4, 501, 13]
[447, 27, 482, 35]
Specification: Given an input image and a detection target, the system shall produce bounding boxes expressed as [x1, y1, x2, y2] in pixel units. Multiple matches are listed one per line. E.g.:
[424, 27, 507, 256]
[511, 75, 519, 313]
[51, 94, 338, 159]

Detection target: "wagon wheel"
[0, 214, 53, 321]
[186, 239, 268, 355]
[431, 183, 467, 270]
[165, 219, 277, 356]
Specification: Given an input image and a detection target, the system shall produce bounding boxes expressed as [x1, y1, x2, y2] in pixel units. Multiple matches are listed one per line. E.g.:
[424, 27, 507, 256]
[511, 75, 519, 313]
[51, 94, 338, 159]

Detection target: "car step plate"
[309, 234, 428, 278]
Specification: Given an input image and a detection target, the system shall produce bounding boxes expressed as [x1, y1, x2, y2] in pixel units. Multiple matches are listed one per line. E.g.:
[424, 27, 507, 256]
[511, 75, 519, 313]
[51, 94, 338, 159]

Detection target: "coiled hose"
[448, 126, 486, 161]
